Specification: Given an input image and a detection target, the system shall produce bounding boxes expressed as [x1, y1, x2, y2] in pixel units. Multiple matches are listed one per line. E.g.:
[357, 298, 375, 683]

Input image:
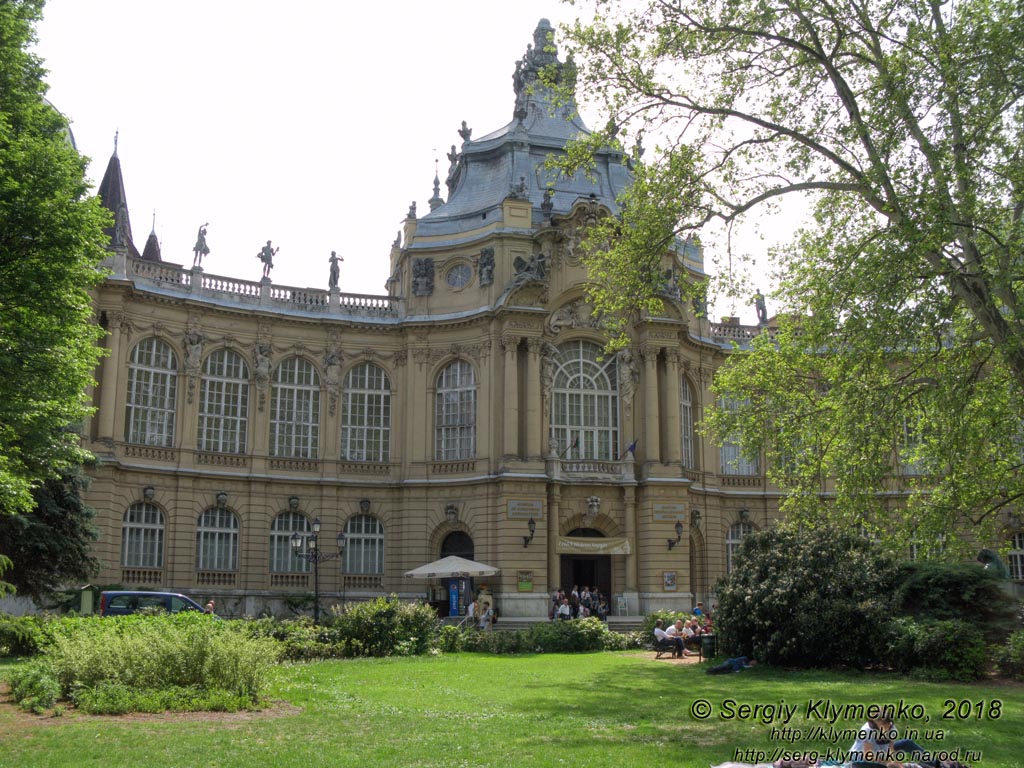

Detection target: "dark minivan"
[99, 591, 205, 616]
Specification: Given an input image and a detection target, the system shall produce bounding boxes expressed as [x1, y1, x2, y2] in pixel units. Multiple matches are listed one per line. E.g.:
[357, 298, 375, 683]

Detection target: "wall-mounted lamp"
[143, 485, 155, 501]
[667, 520, 684, 550]
[288, 495, 300, 512]
[522, 516, 537, 547]
[216, 491, 228, 509]
[446, 503, 458, 524]
[739, 507, 750, 523]
[691, 509, 701, 528]
[359, 498, 371, 513]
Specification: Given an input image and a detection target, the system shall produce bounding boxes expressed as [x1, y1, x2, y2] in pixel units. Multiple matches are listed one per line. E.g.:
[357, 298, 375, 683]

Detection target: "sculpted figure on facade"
[511, 251, 548, 287]
[412, 258, 435, 296]
[478, 248, 495, 286]
[192, 223, 210, 267]
[617, 348, 638, 421]
[540, 340, 559, 406]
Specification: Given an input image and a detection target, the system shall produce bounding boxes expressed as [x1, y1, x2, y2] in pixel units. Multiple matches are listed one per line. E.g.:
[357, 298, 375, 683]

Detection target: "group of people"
[653, 617, 710, 657]
[549, 585, 609, 621]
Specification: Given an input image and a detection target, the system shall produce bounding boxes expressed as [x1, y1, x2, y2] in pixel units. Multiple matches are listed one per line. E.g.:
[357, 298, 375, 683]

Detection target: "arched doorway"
[440, 531, 474, 560]
[560, 527, 611, 599]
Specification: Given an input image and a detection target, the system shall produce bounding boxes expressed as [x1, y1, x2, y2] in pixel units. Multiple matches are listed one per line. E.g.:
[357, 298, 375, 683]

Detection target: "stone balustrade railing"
[121, 255, 402, 320]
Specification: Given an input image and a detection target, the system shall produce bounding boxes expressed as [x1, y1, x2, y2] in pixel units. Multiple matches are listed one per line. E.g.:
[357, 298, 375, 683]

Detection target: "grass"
[1, 652, 1022, 767]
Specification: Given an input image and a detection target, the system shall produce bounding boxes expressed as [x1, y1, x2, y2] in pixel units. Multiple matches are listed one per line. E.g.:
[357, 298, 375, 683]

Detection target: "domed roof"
[411, 20, 631, 249]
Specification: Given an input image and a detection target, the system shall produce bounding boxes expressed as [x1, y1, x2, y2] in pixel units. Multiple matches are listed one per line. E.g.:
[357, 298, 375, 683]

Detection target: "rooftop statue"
[257, 240, 278, 278]
[192, 223, 209, 267]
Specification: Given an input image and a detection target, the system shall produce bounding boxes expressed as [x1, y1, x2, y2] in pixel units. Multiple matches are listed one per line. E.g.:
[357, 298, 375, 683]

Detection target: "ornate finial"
[458, 120, 472, 142]
[151, 209, 156, 234]
[113, 129, 119, 156]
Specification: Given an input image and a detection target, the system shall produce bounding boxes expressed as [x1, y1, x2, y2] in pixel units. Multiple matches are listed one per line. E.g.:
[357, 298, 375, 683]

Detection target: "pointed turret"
[428, 165, 444, 212]
[140, 212, 162, 262]
[96, 135, 141, 259]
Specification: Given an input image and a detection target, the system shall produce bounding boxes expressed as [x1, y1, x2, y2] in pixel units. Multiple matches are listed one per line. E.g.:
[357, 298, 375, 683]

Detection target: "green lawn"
[2, 653, 1021, 768]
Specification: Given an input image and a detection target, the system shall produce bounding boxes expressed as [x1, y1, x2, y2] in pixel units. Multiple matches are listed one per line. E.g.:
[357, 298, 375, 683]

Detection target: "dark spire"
[140, 210, 161, 262]
[428, 158, 444, 211]
[96, 140, 141, 259]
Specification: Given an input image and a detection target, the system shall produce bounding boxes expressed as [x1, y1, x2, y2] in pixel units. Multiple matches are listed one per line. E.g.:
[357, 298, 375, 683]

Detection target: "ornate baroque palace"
[81, 20, 785, 619]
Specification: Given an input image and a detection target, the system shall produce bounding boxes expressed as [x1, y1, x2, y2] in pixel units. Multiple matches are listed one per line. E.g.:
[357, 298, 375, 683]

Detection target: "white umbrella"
[403, 555, 500, 579]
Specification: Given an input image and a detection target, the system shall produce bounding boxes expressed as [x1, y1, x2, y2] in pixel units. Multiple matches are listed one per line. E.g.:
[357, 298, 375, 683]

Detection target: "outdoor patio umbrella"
[403, 555, 500, 579]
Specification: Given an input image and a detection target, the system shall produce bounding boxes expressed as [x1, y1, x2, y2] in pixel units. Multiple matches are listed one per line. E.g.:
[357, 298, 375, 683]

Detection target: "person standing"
[478, 601, 494, 631]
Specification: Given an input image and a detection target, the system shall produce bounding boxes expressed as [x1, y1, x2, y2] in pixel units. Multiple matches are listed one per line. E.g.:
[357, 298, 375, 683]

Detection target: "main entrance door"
[560, 528, 611, 598]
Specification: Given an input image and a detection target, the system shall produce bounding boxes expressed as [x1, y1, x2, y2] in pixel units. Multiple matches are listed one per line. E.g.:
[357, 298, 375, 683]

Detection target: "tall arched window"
[718, 397, 759, 475]
[196, 507, 239, 572]
[1009, 532, 1024, 581]
[681, 377, 696, 469]
[435, 360, 476, 460]
[726, 521, 754, 573]
[270, 512, 312, 573]
[344, 515, 384, 574]
[270, 357, 320, 458]
[341, 363, 391, 462]
[121, 502, 164, 568]
[125, 338, 177, 446]
[549, 340, 618, 460]
[198, 349, 249, 453]
[440, 531, 474, 561]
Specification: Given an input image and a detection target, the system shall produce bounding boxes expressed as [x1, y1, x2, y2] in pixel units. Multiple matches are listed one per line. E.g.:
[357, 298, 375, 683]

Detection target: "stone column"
[502, 335, 520, 459]
[525, 338, 543, 460]
[664, 350, 682, 465]
[97, 313, 124, 440]
[547, 483, 561, 591]
[623, 487, 638, 592]
[641, 345, 661, 465]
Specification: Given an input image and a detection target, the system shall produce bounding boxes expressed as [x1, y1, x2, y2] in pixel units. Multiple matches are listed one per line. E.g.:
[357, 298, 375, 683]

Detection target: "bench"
[653, 637, 679, 659]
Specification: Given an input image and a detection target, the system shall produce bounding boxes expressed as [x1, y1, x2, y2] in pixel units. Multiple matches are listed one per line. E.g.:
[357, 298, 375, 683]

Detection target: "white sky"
[34, 0, 780, 321]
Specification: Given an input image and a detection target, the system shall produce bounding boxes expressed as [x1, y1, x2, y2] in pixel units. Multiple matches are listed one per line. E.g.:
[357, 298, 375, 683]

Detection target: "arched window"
[435, 360, 476, 460]
[341, 363, 391, 462]
[718, 397, 759, 475]
[196, 507, 239, 572]
[681, 377, 696, 469]
[726, 521, 754, 573]
[125, 338, 177, 446]
[198, 349, 249, 453]
[270, 357, 320, 458]
[270, 512, 312, 573]
[343, 514, 384, 574]
[1009, 532, 1024, 581]
[121, 502, 164, 568]
[440, 531, 475, 561]
[549, 340, 618, 461]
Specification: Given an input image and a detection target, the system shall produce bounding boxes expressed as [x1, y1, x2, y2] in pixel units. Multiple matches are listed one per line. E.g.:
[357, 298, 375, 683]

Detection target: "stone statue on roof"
[257, 240, 278, 278]
[328, 251, 342, 290]
[458, 120, 472, 143]
[192, 223, 209, 267]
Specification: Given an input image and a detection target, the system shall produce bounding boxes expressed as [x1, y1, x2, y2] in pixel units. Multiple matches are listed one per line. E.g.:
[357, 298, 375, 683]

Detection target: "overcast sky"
[34, 0, 778, 321]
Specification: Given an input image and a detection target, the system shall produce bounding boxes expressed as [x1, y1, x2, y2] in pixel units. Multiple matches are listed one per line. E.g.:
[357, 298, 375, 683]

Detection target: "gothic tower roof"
[97, 139, 142, 260]
[411, 19, 631, 249]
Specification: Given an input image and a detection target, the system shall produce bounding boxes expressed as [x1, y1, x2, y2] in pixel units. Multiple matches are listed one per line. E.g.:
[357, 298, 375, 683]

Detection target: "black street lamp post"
[290, 517, 345, 624]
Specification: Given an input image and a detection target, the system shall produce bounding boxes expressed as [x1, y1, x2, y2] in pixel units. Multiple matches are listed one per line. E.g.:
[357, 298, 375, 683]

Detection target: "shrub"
[329, 596, 441, 657]
[994, 629, 1024, 681]
[0, 614, 46, 657]
[714, 525, 897, 668]
[36, 612, 277, 711]
[891, 562, 1017, 644]
[9, 660, 60, 713]
[883, 617, 987, 681]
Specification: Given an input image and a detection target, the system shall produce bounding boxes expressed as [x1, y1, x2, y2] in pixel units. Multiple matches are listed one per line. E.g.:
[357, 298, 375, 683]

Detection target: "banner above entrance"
[555, 536, 632, 556]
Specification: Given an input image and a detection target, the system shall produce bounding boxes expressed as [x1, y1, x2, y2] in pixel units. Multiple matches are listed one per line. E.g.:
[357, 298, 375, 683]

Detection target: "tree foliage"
[0, 468, 99, 601]
[562, 0, 1024, 545]
[715, 525, 898, 667]
[0, 0, 109, 514]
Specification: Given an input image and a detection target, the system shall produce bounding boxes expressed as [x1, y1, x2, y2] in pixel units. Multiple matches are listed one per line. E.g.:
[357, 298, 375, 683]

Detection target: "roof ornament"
[113, 129, 119, 157]
[458, 120, 472, 143]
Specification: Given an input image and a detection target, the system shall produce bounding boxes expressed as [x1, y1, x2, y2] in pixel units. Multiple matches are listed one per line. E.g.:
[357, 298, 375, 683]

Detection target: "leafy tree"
[715, 525, 897, 667]
[0, 468, 99, 602]
[560, 0, 1024, 548]
[0, 0, 109, 514]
